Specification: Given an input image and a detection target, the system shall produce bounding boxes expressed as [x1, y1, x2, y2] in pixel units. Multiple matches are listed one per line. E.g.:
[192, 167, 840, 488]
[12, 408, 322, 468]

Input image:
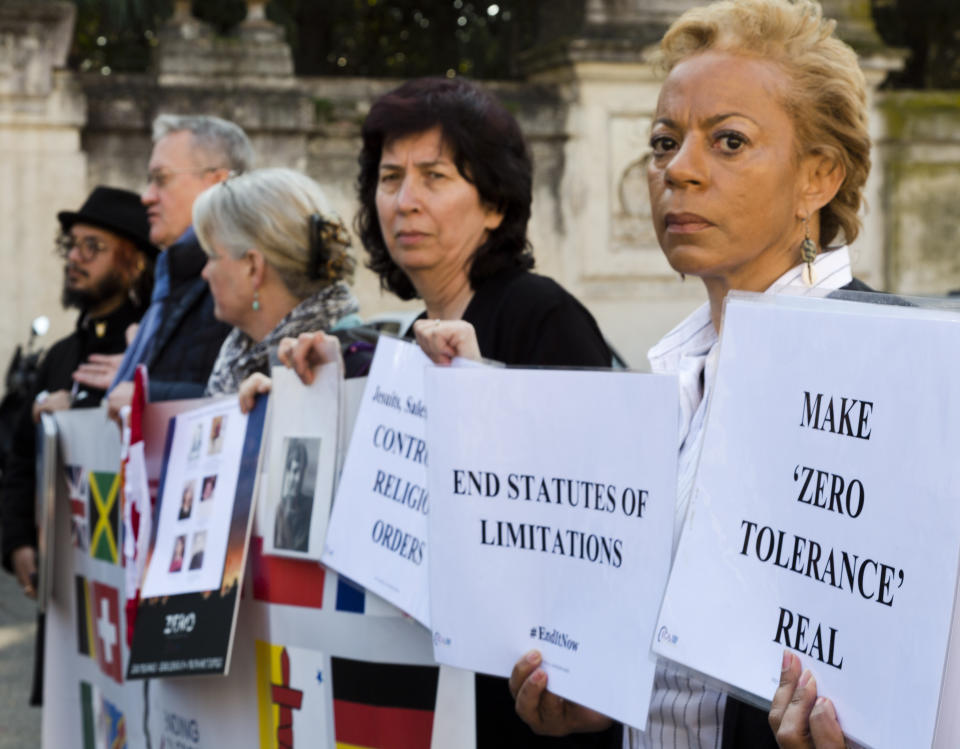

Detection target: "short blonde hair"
[193, 168, 354, 299]
[657, 0, 870, 247]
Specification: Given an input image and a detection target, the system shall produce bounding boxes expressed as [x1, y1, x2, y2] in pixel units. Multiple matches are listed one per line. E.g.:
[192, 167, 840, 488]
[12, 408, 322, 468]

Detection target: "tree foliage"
[67, 0, 537, 79]
[65, 0, 958, 89]
[872, 0, 960, 89]
[268, 0, 537, 79]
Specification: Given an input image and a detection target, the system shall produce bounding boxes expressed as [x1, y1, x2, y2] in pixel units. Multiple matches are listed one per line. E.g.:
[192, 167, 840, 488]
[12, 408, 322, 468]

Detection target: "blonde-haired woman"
[487, 0, 870, 746]
[192, 167, 360, 395]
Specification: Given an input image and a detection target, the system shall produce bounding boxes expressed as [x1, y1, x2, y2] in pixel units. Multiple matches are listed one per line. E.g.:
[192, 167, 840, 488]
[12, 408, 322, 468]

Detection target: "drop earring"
[252, 290, 260, 311]
[801, 216, 817, 286]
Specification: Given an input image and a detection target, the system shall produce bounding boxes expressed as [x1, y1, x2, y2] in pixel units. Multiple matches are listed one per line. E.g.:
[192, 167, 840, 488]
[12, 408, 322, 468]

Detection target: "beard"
[61, 266, 127, 310]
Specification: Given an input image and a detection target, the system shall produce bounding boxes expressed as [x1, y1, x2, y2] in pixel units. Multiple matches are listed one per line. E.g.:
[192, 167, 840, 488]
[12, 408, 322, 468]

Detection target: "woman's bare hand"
[277, 331, 343, 385]
[769, 651, 845, 748]
[412, 319, 481, 365]
[508, 650, 613, 737]
[238, 372, 271, 414]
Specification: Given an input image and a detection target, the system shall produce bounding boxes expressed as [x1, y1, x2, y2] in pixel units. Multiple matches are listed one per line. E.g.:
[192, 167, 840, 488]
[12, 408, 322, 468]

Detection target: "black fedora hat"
[57, 186, 158, 259]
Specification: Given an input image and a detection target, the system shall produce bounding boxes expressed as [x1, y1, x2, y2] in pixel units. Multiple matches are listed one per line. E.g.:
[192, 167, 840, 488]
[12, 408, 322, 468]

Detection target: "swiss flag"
[91, 581, 123, 684]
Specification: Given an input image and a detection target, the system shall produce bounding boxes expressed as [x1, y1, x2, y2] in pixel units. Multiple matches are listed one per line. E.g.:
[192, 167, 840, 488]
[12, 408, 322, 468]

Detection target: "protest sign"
[321, 336, 434, 625]
[258, 363, 341, 560]
[128, 396, 267, 678]
[653, 293, 960, 749]
[426, 366, 678, 729]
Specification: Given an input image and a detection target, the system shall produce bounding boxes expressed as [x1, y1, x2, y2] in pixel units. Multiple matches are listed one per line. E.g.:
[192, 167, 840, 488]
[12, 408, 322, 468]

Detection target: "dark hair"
[357, 77, 534, 300]
[285, 439, 308, 472]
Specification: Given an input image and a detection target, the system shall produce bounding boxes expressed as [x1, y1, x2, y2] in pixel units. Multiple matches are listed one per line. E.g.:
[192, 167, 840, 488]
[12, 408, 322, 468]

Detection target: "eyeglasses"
[146, 166, 224, 190]
[55, 233, 110, 262]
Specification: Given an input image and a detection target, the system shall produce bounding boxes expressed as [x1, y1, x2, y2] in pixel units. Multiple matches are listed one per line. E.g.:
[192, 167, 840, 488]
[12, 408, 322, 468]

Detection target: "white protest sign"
[259, 364, 342, 560]
[141, 398, 249, 598]
[322, 336, 433, 625]
[653, 293, 960, 749]
[425, 367, 678, 730]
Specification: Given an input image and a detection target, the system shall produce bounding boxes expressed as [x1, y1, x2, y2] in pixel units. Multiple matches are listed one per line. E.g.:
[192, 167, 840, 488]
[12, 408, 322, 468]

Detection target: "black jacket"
[0, 299, 143, 569]
[143, 233, 231, 400]
[463, 268, 614, 369]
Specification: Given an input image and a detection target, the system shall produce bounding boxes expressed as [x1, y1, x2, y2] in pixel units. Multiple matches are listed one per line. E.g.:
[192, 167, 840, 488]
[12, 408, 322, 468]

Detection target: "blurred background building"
[1, 0, 958, 370]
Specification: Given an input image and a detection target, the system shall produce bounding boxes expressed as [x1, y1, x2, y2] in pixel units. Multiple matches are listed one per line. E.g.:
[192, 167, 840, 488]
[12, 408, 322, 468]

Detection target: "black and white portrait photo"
[273, 437, 321, 552]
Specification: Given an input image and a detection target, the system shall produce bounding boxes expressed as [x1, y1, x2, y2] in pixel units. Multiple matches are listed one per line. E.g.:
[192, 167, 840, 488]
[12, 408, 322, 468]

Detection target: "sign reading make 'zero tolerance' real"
[425, 366, 678, 730]
[654, 292, 960, 749]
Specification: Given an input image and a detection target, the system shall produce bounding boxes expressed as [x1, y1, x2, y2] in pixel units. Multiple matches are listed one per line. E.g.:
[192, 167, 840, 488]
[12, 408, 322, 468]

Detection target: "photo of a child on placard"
[208, 416, 225, 455]
[189, 531, 206, 570]
[188, 422, 204, 461]
[273, 437, 321, 553]
[178, 481, 195, 520]
[169, 535, 186, 573]
[201, 475, 217, 503]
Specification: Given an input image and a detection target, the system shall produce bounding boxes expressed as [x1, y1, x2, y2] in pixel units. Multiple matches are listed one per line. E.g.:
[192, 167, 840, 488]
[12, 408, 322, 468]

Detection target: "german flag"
[331, 657, 438, 749]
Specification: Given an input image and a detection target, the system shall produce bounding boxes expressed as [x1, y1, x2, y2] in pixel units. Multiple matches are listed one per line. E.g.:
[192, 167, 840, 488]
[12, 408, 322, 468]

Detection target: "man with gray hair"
[86, 115, 254, 410]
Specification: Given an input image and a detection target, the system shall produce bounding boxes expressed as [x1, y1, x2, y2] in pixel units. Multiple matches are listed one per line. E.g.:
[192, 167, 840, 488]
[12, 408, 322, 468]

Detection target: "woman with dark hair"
[279, 76, 618, 748]
[356, 76, 611, 367]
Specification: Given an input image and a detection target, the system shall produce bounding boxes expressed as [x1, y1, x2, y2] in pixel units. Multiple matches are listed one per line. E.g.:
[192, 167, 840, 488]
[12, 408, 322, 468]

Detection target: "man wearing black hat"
[1, 185, 155, 601]
[0, 185, 155, 707]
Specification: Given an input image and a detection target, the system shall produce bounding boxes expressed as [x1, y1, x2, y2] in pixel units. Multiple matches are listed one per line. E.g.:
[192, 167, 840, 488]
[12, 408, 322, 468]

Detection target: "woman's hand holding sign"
[769, 651, 846, 749]
[412, 319, 481, 366]
[277, 331, 343, 385]
[509, 649, 613, 736]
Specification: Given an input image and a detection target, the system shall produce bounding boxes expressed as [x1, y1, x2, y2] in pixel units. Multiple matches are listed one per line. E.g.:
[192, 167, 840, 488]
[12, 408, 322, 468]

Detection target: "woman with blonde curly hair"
[192, 167, 360, 395]
[498, 0, 869, 746]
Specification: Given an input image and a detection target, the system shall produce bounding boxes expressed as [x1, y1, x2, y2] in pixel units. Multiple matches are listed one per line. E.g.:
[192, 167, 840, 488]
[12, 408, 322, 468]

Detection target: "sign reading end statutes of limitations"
[426, 367, 678, 730]
[654, 293, 960, 749]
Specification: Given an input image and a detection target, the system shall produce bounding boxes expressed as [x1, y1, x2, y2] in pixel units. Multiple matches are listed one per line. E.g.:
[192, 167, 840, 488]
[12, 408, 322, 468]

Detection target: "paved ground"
[0, 571, 41, 747]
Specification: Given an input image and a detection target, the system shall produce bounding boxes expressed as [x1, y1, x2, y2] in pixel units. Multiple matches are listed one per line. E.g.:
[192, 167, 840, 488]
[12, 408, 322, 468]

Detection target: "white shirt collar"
[648, 246, 853, 375]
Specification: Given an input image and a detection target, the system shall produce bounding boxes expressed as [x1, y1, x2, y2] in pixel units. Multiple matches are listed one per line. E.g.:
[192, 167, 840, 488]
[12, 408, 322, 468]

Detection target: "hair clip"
[307, 213, 330, 280]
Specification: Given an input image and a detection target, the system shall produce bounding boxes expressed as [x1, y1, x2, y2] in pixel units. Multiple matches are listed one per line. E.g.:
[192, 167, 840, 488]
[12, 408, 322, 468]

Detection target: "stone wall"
[0, 2, 86, 371]
[876, 91, 960, 295]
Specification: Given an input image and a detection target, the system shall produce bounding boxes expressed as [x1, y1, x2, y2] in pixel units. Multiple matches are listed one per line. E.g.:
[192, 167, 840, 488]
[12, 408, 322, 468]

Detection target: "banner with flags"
[42, 384, 468, 749]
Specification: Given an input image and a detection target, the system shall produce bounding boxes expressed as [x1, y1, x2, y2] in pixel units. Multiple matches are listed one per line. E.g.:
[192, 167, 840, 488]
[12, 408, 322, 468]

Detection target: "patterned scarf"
[205, 281, 359, 396]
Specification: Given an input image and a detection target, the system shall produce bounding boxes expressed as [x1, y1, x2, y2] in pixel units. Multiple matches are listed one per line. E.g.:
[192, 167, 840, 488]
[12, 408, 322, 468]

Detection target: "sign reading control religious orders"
[653, 292, 960, 749]
[321, 336, 436, 625]
[426, 367, 678, 730]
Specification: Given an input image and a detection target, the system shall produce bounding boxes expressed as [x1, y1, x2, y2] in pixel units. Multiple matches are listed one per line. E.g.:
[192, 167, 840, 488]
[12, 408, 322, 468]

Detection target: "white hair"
[192, 167, 354, 299]
[152, 114, 254, 174]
